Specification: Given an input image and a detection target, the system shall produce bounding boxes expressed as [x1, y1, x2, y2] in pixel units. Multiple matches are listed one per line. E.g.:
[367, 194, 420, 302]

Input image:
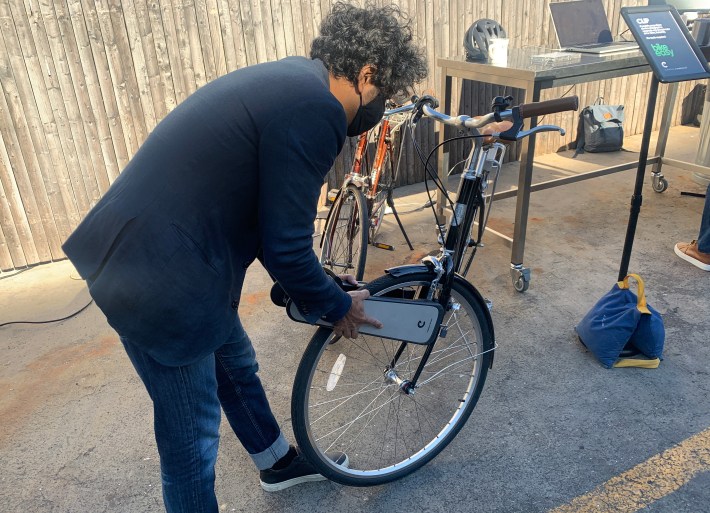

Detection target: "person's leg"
[213, 317, 347, 491]
[674, 183, 710, 270]
[696, 183, 710, 253]
[214, 316, 289, 470]
[121, 337, 221, 513]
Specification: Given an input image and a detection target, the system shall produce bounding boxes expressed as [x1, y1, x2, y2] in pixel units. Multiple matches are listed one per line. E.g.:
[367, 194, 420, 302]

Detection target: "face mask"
[347, 93, 386, 136]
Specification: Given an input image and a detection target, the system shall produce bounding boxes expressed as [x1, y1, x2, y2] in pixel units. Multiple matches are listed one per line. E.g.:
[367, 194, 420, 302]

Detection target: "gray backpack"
[573, 98, 625, 157]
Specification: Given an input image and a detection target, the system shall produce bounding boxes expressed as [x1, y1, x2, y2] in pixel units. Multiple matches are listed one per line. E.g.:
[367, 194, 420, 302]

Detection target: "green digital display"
[621, 6, 710, 83]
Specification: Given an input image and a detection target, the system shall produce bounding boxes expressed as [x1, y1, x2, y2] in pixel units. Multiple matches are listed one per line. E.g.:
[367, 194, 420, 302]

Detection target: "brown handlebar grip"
[518, 96, 579, 119]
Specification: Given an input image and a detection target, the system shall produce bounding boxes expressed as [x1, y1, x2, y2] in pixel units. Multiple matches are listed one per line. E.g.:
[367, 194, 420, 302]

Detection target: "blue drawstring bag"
[575, 274, 664, 368]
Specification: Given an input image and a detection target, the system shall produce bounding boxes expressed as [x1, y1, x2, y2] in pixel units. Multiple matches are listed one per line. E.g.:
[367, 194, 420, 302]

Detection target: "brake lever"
[498, 106, 523, 141]
[490, 125, 566, 141]
[412, 95, 439, 124]
[515, 125, 566, 139]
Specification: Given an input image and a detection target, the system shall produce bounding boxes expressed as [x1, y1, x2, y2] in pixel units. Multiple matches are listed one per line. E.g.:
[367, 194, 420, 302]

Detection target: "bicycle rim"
[320, 185, 368, 280]
[292, 273, 493, 486]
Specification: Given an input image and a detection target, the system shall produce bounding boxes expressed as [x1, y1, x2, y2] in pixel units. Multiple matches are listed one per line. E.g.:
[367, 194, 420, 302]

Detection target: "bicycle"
[290, 94, 579, 486]
[319, 102, 415, 280]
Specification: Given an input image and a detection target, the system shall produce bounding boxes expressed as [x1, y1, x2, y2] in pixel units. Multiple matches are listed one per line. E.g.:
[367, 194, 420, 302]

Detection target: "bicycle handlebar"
[519, 96, 579, 119]
[418, 96, 578, 128]
[383, 103, 417, 117]
[381, 95, 578, 141]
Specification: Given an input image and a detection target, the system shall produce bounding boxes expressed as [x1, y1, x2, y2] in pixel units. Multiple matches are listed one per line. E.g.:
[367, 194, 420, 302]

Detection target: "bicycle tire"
[320, 184, 368, 281]
[291, 272, 494, 486]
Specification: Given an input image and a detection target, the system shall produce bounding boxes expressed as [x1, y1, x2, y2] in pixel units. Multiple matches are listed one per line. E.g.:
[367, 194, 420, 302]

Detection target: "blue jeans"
[121, 316, 289, 513]
[697, 183, 710, 253]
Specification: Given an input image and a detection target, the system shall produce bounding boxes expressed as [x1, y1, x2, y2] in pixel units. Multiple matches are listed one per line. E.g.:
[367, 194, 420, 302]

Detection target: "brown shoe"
[674, 240, 710, 271]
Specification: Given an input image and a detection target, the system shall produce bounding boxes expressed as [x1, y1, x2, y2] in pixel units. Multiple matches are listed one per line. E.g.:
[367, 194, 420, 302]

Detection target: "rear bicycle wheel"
[291, 272, 494, 486]
[320, 184, 368, 281]
[368, 151, 394, 244]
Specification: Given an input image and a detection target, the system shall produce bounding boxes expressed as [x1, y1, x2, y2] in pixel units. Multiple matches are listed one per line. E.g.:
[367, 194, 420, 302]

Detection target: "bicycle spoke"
[309, 375, 387, 423]
[308, 380, 386, 409]
[417, 353, 482, 387]
[318, 385, 401, 452]
[421, 338, 476, 370]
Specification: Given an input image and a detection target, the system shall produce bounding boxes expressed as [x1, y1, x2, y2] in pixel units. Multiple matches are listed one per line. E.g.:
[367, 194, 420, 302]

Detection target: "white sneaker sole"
[674, 244, 710, 271]
[260, 454, 349, 492]
[260, 473, 327, 492]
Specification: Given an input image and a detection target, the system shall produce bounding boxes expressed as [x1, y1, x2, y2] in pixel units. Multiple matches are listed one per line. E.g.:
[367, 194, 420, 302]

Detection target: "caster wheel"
[513, 275, 529, 292]
[652, 177, 668, 193]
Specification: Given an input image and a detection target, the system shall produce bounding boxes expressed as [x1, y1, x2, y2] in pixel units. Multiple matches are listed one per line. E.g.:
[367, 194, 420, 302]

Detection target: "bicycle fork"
[383, 255, 452, 395]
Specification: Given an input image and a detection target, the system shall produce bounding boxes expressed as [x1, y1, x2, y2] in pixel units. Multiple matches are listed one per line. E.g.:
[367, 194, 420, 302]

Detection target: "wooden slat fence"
[0, 0, 705, 271]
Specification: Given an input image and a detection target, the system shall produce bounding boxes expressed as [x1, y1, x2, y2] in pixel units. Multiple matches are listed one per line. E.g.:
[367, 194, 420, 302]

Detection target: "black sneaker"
[259, 447, 348, 492]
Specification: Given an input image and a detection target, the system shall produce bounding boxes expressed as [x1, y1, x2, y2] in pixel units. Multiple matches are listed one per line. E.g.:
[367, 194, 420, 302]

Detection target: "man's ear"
[357, 64, 377, 88]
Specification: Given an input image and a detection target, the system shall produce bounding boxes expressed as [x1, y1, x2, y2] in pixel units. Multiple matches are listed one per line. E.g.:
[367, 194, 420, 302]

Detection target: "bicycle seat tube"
[348, 132, 369, 182]
[367, 119, 391, 199]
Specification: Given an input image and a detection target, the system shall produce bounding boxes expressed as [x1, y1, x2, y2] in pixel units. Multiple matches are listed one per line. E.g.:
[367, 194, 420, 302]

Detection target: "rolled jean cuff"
[250, 431, 290, 470]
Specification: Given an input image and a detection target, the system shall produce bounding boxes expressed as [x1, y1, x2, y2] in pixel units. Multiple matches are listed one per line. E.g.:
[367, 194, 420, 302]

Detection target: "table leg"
[650, 82, 677, 193]
[510, 82, 539, 292]
[436, 72, 452, 225]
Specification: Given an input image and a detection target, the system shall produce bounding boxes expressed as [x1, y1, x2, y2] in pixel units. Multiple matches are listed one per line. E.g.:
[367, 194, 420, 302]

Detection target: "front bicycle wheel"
[320, 184, 368, 281]
[291, 272, 494, 486]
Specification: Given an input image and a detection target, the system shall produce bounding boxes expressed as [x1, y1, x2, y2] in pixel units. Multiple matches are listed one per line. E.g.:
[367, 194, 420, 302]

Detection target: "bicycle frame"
[384, 139, 505, 394]
[443, 140, 507, 277]
[345, 120, 394, 196]
[367, 120, 395, 200]
[348, 132, 369, 184]
[384, 136, 509, 394]
[386, 93, 576, 391]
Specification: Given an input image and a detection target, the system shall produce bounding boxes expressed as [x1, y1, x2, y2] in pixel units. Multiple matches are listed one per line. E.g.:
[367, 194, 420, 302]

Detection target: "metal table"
[437, 48, 657, 291]
[652, 46, 710, 188]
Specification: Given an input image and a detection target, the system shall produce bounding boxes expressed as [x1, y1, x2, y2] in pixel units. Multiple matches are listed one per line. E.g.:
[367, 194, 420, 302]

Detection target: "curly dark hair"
[310, 2, 428, 99]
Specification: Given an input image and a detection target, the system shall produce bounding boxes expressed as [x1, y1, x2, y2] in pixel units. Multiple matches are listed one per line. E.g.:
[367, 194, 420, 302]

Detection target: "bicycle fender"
[384, 264, 430, 277]
[384, 265, 495, 368]
[451, 274, 495, 369]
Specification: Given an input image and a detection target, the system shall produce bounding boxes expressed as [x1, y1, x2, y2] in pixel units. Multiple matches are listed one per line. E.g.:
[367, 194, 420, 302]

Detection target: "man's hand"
[339, 274, 358, 287]
[333, 289, 383, 339]
[481, 120, 514, 144]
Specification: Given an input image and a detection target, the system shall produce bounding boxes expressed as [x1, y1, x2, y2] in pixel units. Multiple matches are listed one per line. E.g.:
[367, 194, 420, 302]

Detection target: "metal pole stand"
[618, 76, 660, 281]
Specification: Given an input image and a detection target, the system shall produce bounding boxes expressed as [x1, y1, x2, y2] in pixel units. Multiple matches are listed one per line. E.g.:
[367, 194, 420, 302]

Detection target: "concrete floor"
[1, 125, 708, 513]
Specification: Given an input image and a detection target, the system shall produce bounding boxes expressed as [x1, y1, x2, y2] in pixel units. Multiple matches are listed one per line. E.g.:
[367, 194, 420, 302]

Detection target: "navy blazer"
[63, 57, 352, 366]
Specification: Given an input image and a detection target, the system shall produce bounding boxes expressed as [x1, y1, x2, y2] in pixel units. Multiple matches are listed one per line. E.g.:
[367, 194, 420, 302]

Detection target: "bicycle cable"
[408, 117, 490, 242]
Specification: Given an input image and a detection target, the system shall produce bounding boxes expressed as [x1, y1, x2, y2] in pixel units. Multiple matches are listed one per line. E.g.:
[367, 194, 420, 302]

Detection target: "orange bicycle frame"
[368, 119, 392, 200]
[348, 120, 393, 194]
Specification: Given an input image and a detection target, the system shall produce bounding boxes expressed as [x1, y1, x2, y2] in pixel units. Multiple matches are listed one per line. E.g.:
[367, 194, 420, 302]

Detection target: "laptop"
[549, 0, 639, 54]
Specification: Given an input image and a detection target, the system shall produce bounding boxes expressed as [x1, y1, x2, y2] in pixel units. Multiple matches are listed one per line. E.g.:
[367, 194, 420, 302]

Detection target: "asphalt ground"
[1, 126, 708, 513]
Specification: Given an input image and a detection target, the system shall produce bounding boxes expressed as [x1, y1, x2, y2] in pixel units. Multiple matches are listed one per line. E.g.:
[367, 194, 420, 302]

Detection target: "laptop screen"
[648, 0, 710, 14]
[550, 0, 614, 47]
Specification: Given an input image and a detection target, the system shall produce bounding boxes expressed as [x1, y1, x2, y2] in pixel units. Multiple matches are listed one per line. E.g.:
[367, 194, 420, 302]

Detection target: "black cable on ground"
[0, 298, 94, 328]
[0, 267, 31, 280]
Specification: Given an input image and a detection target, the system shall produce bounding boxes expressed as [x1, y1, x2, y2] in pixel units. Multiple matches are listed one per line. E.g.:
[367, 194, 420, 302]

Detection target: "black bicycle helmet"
[464, 19, 507, 61]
